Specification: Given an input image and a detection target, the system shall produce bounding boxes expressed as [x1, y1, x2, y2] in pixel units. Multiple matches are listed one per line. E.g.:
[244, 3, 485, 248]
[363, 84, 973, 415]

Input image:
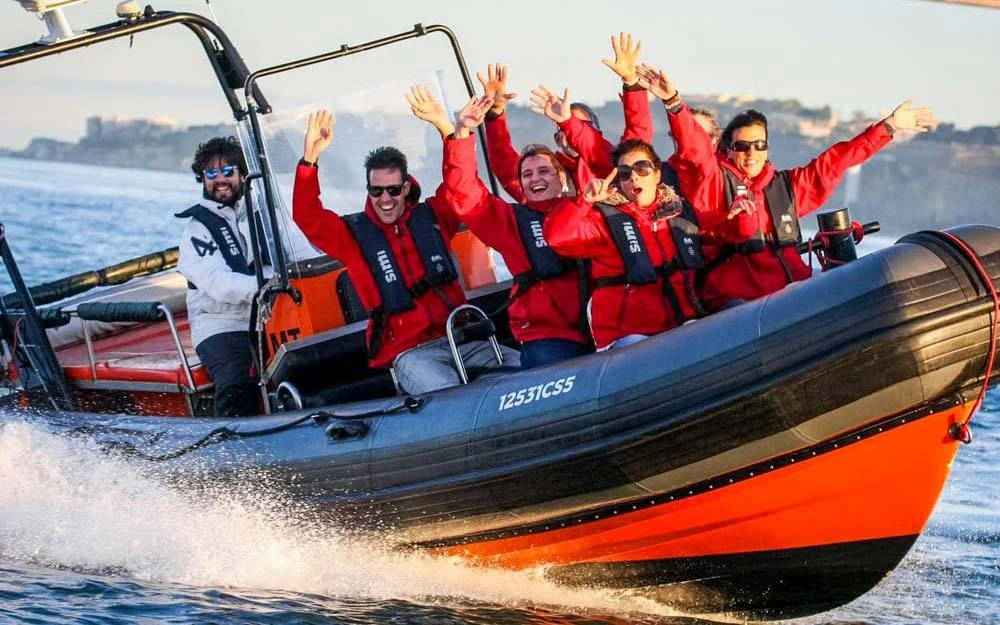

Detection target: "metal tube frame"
[0, 8, 268, 121]
[445, 304, 504, 385]
[241, 23, 501, 294]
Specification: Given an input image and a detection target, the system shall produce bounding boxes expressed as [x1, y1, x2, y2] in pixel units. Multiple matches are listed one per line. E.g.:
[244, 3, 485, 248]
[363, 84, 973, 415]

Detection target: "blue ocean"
[0, 157, 996, 624]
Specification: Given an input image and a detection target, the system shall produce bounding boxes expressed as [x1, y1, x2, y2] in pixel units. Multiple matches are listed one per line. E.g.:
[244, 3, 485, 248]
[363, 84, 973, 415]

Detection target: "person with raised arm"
[636, 63, 936, 312]
[291, 105, 517, 395]
[407, 85, 592, 369]
[478, 33, 653, 201]
[543, 139, 711, 350]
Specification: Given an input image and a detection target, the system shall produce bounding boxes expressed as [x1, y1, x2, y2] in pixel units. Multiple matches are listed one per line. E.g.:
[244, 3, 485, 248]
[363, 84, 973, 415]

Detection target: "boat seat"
[265, 281, 518, 408]
[55, 300, 212, 405]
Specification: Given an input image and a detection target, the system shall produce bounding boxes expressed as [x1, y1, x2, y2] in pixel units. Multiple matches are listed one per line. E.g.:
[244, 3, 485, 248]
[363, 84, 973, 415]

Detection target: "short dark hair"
[721, 109, 768, 152]
[569, 102, 600, 130]
[364, 146, 407, 185]
[612, 138, 661, 167]
[518, 144, 567, 180]
[191, 136, 247, 183]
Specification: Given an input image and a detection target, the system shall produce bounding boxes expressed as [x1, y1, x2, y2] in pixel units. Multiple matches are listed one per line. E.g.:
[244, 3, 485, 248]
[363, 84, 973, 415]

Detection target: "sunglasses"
[730, 140, 768, 153]
[616, 160, 657, 182]
[203, 165, 238, 180]
[367, 184, 406, 198]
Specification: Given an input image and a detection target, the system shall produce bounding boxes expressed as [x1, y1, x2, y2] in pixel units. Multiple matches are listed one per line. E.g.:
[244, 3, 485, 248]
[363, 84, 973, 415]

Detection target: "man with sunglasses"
[636, 64, 936, 311]
[176, 136, 260, 417]
[292, 108, 518, 395]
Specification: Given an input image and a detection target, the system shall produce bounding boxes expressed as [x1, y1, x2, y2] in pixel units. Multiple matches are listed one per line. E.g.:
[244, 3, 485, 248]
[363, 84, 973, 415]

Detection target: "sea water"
[0, 157, 996, 624]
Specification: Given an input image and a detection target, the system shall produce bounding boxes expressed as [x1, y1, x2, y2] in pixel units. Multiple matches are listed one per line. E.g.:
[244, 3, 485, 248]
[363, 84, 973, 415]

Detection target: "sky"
[0, 0, 997, 149]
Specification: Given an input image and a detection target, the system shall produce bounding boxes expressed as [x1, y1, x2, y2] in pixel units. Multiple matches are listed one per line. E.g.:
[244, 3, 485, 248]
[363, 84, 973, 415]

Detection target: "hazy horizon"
[0, 0, 997, 150]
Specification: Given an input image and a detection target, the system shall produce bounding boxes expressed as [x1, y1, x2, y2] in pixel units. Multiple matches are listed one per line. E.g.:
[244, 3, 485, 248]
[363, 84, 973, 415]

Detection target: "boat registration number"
[498, 375, 576, 411]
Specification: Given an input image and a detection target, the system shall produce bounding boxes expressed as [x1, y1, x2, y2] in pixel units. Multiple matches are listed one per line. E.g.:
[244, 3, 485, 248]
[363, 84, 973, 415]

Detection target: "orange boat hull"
[430, 403, 965, 618]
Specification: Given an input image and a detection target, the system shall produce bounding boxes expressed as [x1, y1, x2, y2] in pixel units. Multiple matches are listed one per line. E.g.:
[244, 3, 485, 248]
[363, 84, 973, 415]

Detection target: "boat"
[1, 2, 997, 620]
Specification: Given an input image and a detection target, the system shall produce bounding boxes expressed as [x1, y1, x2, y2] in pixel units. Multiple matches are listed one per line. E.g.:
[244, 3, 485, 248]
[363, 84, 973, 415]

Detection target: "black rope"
[98, 396, 424, 462]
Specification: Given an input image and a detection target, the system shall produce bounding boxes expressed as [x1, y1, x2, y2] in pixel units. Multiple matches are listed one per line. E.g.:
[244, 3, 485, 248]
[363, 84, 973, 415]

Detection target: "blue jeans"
[520, 338, 592, 369]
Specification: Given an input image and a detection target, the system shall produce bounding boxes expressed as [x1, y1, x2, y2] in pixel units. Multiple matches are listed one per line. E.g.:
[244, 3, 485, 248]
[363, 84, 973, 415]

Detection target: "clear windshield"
[240, 33, 495, 276]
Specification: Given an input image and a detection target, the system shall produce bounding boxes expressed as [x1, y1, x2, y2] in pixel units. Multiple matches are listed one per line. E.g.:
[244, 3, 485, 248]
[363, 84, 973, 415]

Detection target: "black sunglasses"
[203, 165, 237, 179]
[616, 160, 657, 182]
[367, 184, 406, 198]
[730, 139, 768, 153]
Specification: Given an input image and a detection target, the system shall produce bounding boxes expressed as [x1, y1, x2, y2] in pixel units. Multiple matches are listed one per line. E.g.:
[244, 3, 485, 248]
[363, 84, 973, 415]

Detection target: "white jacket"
[176, 199, 260, 348]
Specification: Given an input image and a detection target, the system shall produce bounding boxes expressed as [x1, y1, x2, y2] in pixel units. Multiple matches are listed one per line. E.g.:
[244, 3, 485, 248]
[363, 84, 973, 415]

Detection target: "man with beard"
[176, 136, 261, 416]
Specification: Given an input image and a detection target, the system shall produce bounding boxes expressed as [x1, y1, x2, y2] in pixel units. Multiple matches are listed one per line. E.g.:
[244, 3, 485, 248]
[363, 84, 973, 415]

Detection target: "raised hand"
[583, 169, 618, 204]
[884, 99, 936, 133]
[635, 64, 677, 102]
[405, 85, 455, 138]
[303, 109, 334, 162]
[529, 85, 572, 124]
[476, 63, 518, 115]
[455, 93, 496, 139]
[601, 32, 642, 85]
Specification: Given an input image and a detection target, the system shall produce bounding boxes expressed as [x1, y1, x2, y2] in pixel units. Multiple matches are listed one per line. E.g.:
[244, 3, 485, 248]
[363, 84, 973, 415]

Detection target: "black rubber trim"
[547, 535, 919, 620]
[407, 394, 960, 549]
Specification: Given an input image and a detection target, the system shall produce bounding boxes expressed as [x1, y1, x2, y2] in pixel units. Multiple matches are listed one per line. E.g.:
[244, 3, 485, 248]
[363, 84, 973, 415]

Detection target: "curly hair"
[191, 136, 247, 183]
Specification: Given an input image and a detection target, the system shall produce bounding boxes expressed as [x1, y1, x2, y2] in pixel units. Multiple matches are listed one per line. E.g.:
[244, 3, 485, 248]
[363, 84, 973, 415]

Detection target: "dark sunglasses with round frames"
[367, 183, 406, 198]
[203, 164, 238, 180]
[730, 139, 768, 153]
[616, 160, 657, 182]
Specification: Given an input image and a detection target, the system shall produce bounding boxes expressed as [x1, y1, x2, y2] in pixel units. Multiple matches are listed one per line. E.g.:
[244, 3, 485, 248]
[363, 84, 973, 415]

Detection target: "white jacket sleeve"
[177, 219, 259, 305]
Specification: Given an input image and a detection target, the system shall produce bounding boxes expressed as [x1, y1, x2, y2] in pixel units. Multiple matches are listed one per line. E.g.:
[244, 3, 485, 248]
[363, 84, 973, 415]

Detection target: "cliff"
[5, 101, 998, 233]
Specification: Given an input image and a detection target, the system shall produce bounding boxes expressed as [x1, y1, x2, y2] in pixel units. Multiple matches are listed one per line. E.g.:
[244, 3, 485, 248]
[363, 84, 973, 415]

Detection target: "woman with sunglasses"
[544, 139, 715, 350]
[408, 85, 593, 369]
[635, 64, 936, 311]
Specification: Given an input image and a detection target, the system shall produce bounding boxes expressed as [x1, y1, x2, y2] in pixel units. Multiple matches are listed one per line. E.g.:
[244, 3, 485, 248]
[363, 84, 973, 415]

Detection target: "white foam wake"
[0, 419, 682, 619]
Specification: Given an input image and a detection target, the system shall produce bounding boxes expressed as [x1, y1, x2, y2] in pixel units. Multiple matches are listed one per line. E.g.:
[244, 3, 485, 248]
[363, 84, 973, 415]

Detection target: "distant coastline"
[1, 96, 996, 231]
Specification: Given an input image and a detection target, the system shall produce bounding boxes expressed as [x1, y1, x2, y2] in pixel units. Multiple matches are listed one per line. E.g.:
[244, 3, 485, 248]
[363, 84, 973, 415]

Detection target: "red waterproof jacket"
[485, 86, 654, 202]
[292, 164, 466, 369]
[442, 135, 588, 346]
[668, 103, 893, 310]
[543, 189, 703, 349]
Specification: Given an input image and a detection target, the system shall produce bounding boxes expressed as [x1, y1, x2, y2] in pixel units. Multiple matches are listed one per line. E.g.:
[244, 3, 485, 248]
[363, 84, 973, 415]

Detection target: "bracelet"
[299, 157, 317, 168]
[663, 91, 681, 107]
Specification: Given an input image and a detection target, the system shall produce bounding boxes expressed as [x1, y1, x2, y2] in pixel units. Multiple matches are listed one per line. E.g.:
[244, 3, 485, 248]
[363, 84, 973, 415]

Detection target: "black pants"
[196, 331, 259, 417]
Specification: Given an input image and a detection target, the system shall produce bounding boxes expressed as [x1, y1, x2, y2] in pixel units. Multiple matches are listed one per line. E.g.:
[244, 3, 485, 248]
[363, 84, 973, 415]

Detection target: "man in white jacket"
[176, 137, 260, 416]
